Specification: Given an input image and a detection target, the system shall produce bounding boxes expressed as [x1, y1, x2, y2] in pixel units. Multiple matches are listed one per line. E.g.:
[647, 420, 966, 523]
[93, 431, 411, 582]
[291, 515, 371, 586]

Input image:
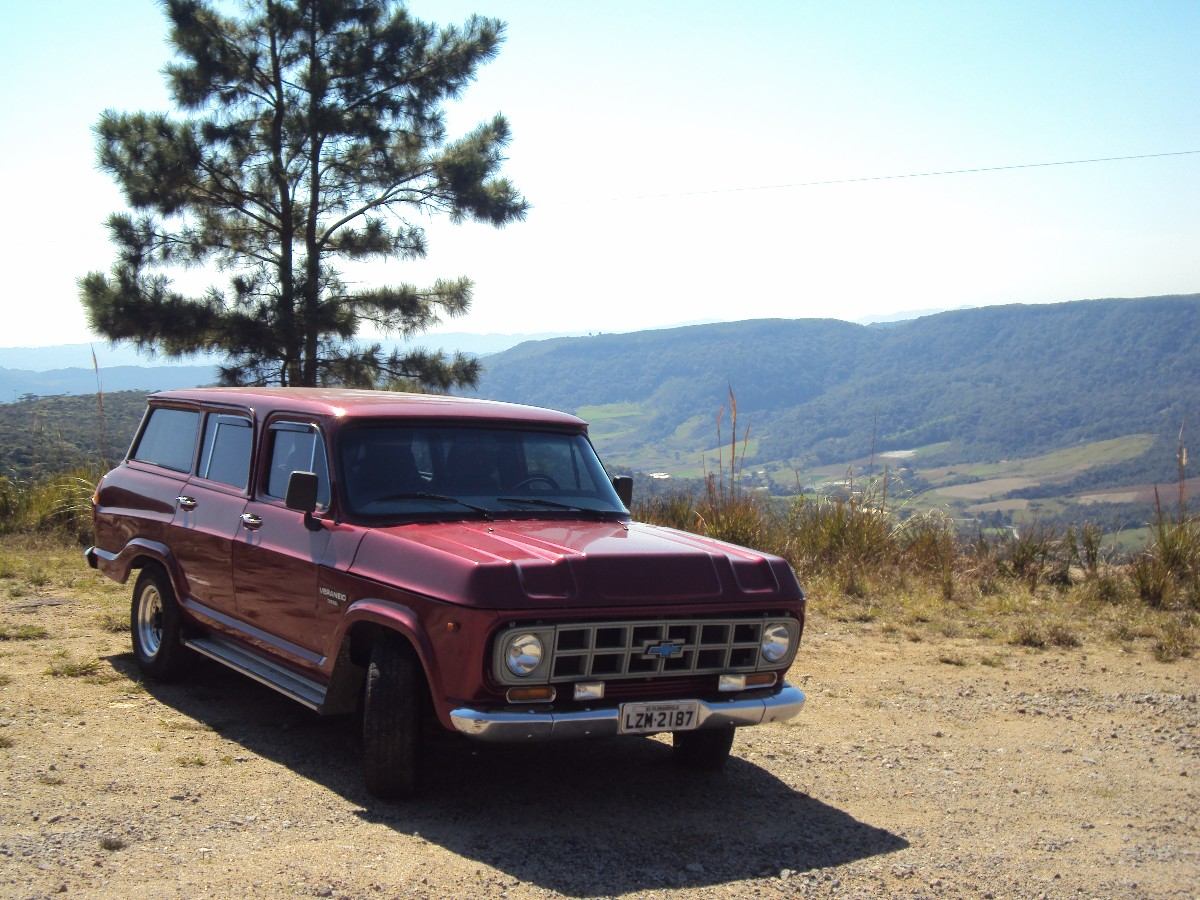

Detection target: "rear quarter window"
[132, 408, 200, 472]
[197, 414, 253, 489]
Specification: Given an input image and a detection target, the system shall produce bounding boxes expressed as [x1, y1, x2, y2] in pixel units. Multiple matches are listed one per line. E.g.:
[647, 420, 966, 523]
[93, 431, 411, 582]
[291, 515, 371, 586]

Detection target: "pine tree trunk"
[268, 14, 301, 387]
[301, 2, 321, 387]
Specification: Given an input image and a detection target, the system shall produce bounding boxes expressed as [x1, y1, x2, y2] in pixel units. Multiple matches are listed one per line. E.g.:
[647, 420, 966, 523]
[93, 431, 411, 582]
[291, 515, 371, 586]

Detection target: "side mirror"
[611, 475, 633, 508]
[285, 470, 319, 515]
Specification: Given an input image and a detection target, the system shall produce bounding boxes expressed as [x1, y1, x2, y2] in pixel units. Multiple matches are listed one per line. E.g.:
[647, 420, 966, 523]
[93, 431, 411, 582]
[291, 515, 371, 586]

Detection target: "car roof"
[149, 387, 586, 429]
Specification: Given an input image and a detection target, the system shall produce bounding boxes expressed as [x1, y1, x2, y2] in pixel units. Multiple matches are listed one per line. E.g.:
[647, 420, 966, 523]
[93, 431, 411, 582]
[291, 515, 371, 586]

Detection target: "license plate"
[618, 700, 700, 735]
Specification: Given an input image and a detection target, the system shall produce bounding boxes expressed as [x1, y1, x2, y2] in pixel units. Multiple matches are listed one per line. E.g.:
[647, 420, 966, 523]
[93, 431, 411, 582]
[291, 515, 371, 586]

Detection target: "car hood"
[348, 518, 802, 610]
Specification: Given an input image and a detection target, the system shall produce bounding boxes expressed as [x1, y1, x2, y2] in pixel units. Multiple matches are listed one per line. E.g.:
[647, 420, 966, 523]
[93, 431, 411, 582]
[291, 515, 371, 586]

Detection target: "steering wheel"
[512, 474, 560, 491]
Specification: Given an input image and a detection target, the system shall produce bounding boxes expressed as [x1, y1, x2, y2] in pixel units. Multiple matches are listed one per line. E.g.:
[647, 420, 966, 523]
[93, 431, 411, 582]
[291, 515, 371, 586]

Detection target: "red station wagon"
[87, 388, 806, 797]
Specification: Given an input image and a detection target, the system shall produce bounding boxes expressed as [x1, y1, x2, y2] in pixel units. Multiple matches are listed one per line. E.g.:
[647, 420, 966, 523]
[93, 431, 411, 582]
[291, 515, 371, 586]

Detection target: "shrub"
[999, 522, 1060, 591]
[1010, 621, 1046, 648]
[631, 492, 695, 531]
[1152, 618, 1194, 662]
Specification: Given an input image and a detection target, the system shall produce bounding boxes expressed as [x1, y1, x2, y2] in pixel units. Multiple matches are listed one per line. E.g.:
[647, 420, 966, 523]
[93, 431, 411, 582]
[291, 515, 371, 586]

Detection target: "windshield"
[337, 423, 628, 520]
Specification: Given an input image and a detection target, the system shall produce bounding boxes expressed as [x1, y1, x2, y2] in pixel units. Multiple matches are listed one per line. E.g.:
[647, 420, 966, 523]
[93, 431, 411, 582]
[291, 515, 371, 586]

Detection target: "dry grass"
[0, 624, 50, 641]
[46, 654, 100, 678]
[97, 612, 130, 633]
[0, 468, 101, 544]
[1153, 618, 1196, 662]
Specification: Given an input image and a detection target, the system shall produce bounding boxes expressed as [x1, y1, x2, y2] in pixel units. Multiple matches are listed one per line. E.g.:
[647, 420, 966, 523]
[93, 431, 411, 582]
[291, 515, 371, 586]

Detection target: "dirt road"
[0, 572, 1196, 898]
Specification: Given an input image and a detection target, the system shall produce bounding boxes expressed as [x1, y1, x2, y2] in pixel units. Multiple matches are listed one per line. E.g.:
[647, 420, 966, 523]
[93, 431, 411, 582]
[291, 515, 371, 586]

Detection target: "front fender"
[333, 598, 446, 723]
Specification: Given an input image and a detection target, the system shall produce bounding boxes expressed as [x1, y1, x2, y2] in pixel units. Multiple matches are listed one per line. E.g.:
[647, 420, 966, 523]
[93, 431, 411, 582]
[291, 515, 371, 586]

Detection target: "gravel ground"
[0, 588, 1196, 899]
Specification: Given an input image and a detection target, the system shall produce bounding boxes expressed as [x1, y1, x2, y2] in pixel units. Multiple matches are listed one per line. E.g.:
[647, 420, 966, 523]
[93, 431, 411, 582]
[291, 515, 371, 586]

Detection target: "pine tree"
[80, 0, 526, 388]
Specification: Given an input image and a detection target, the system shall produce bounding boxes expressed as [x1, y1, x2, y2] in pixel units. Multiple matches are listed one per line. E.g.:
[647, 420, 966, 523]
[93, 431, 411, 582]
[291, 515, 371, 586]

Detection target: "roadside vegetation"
[633, 397, 1199, 664]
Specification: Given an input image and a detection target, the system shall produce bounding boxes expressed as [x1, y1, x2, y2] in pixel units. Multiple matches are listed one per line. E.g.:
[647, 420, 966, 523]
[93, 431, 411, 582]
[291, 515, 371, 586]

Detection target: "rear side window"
[265, 423, 330, 508]
[198, 414, 253, 489]
[132, 408, 200, 472]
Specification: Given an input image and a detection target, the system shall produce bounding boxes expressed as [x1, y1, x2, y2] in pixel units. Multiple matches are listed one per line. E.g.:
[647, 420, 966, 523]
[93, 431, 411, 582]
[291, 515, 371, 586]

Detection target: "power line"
[625, 149, 1200, 201]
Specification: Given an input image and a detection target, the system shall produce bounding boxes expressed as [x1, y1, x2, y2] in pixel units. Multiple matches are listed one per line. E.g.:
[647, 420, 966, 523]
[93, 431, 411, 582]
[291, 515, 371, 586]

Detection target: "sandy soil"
[0, 577, 1196, 898]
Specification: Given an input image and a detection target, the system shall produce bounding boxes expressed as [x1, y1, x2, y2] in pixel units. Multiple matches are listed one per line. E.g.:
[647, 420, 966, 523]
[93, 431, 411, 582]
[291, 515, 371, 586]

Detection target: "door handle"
[176, 496, 197, 510]
[240, 513, 263, 530]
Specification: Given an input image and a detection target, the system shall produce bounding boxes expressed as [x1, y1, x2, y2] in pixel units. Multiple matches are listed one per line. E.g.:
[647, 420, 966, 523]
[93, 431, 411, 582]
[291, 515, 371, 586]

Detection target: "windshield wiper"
[371, 491, 493, 520]
[497, 497, 614, 516]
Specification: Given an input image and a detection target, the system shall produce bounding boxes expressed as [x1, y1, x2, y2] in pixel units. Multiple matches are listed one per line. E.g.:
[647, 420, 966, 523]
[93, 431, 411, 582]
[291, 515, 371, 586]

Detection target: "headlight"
[760, 622, 791, 663]
[505, 633, 544, 677]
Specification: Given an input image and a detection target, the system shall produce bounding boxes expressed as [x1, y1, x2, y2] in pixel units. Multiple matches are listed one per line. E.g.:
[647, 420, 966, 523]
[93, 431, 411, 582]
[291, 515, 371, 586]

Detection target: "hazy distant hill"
[0, 331, 585, 376]
[471, 294, 1200, 506]
[0, 365, 218, 401]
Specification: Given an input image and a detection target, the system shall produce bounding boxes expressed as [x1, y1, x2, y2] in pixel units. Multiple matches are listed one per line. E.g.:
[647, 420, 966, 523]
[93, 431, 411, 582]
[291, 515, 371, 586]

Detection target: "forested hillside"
[472, 294, 1200, 474]
[0, 393, 147, 480]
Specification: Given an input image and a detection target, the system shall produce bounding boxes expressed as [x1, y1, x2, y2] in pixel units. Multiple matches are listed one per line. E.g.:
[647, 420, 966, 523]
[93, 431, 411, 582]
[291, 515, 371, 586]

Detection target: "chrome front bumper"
[450, 684, 805, 742]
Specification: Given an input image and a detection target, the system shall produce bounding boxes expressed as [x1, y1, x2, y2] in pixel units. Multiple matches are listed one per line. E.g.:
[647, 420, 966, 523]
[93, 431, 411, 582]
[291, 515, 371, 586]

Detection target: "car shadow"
[105, 653, 907, 895]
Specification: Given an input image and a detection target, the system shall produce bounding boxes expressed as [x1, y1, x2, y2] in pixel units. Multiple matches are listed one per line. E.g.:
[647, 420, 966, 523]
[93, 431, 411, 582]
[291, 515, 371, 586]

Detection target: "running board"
[186, 635, 327, 711]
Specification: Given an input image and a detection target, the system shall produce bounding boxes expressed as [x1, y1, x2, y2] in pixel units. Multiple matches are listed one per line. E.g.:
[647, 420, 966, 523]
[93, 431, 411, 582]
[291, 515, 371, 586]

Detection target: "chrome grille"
[492, 616, 799, 685]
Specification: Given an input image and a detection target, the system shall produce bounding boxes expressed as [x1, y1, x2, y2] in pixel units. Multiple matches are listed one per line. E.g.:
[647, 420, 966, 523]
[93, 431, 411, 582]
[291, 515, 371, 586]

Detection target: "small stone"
[315, 889, 333, 898]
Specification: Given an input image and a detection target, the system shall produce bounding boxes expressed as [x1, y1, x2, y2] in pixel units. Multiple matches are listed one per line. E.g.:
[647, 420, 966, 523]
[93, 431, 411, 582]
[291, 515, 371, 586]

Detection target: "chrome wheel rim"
[137, 584, 164, 659]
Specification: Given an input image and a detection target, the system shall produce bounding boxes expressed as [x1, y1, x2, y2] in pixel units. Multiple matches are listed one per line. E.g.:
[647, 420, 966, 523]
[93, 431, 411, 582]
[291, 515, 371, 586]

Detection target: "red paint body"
[91, 388, 805, 730]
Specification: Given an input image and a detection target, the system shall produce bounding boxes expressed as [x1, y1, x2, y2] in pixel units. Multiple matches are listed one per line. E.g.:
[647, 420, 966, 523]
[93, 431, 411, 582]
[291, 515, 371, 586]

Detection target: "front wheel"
[362, 637, 424, 799]
[130, 566, 188, 681]
[672, 727, 735, 770]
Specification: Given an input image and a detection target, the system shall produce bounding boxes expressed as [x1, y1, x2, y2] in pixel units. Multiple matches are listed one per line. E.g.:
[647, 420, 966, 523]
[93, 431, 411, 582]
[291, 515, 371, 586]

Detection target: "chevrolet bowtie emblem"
[643, 640, 684, 659]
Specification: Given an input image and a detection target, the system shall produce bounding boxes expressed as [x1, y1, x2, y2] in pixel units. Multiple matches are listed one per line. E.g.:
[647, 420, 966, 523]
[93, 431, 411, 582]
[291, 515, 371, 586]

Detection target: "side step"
[185, 635, 327, 711]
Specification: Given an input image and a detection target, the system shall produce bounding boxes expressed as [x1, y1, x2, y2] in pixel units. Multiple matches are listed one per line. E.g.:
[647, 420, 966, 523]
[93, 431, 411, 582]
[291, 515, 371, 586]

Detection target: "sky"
[1, 0, 1198, 351]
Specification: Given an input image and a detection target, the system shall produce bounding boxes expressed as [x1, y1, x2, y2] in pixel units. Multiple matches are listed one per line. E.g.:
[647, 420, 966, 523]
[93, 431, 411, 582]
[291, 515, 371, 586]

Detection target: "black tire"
[362, 636, 423, 799]
[130, 566, 188, 681]
[672, 727, 735, 770]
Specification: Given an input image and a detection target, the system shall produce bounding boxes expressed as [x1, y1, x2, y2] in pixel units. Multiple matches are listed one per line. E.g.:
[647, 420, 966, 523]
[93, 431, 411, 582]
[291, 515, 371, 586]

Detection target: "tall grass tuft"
[0, 468, 99, 544]
[693, 388, 779, 550]
[631, 492, 695, 531]
[1131, 487, 1200, 608]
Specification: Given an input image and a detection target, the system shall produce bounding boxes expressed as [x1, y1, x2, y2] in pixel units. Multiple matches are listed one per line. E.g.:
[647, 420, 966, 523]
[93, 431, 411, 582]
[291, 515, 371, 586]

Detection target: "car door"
[233, 418, 351, 659]
[171, 411, 252, 618]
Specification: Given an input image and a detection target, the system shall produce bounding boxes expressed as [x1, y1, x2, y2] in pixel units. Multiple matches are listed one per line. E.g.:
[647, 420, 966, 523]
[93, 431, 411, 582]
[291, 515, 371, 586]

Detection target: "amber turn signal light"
[505, 685, 556, 703]
[747, 672, 778, 687]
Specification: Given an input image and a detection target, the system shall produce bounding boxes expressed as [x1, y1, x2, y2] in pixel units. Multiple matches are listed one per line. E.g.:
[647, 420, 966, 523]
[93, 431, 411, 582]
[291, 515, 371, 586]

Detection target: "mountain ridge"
[470, 294, 1200, 494]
